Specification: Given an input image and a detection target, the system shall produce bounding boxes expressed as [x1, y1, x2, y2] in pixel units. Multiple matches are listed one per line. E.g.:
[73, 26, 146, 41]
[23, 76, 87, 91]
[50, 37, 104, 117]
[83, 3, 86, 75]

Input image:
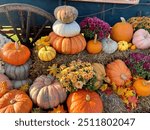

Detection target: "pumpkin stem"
[120, 74, 127, 81]
[94, 34, 98, 43]
[86, 94, 91, 101]
[143, 80, 150, 86]
[44, 46, 47, 51]
[10, 99, 16, 104]
[120, 17, 126, 23]
[15, 42, 19, 50]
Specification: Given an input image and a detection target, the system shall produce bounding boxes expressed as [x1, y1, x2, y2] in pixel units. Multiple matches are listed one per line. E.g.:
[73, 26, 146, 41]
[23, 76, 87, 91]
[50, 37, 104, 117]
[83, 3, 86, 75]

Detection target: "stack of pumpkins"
[0, 42, 32, 88]
[49, 5, 86, 54]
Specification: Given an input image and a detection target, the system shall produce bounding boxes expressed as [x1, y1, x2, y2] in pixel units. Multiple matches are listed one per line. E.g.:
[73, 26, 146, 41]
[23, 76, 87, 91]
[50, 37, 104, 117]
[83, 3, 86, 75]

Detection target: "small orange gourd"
[86, 34, 102, 54]
[133, 79, 150, 96]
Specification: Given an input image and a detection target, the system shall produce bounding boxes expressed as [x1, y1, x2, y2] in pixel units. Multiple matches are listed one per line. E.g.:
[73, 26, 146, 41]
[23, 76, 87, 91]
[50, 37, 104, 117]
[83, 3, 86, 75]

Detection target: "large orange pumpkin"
[111, 17, 133, 42]
[106, 59, 132, 86]
[0, 90, 33, 113]
[67, 89, 103, 113]
[1, 42, 31, 65]
[133, 79, 150, 96]
[49, 32, 86, 54]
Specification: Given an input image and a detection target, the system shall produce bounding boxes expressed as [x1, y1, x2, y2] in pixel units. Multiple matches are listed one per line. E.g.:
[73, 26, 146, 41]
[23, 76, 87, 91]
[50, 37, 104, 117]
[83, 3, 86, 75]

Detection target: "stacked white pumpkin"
[0, 41, 32, 89]
[53, 5, 80, 37]
[49, 5, 86, 54]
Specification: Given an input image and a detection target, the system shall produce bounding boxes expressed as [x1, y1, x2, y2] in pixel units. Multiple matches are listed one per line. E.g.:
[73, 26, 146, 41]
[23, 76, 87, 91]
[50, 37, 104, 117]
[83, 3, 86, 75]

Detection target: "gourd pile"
[0, 5, 150, 113]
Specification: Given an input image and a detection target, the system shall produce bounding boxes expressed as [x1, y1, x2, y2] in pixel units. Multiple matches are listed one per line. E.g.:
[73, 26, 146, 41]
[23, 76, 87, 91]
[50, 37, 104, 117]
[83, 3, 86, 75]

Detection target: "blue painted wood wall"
[0, 0, 150, 26]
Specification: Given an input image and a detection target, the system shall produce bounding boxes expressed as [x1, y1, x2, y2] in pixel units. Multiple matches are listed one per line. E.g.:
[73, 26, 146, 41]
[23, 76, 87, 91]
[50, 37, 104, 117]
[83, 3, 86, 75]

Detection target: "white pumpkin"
[101, 38, 118, 54]
[4, 59, 32, 80]
[132, 29, 150, 49]
[0, 34, 12, 48]
[52, 20, 81, 37]
[12, 78, 32, 89]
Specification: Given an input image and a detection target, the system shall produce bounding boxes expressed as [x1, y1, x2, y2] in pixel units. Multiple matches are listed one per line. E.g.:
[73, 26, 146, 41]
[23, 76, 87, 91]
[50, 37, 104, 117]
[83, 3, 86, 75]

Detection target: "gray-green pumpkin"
[101, 38, 118, 54]
[0, 34, 12, 48]
[11, 78, 32, 89]
[4, 59, 32, 80]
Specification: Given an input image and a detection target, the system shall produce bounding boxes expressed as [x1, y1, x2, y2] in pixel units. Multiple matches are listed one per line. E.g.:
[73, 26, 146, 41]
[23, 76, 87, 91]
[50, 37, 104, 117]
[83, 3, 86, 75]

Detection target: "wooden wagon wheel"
[0, 3, 55, 48]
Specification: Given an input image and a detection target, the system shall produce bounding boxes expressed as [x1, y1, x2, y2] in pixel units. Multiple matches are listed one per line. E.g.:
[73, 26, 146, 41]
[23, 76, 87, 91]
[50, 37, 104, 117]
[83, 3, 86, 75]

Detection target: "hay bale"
[29, 48, 150, 113]
[30, 48, 150, 80]
[97, 91, 127, 113]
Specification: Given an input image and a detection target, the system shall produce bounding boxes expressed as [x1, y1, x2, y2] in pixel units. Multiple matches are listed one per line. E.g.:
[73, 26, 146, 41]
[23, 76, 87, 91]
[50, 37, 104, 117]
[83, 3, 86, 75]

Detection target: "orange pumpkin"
[1, 42, 31, 65]
[133, 79, 150, 96]
[111, 17, 133, 42]
[86, 34, 102, 54]
[0, 82, 8, 98]
[0, 90, 33, 113]
[106, 59, 132, 86]
[67, 89, 103, 113]
[49, 32, 86, 54]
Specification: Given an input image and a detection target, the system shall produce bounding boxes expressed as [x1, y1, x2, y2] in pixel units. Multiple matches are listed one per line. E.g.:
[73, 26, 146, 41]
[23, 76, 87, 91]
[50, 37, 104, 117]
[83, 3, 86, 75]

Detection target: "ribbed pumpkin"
[111, 17, 133, 42]
[0, 74, 12, 90]
[106, 59, 132, 86]
[0, 90, 33, 113]
[101, 38, 118, 54]
[133, 79, 150, 96]
[92, 63, 106, 81]
[86, 34, 102, 54]
[0, 82, 9, 98]
[38, 46, 56, 61]
[67, 89, 103, 113]
[132, 29, 150, 49]
[12, 79, 32, 89]
[53, 20, 80, 37]
[29, 75, 67, 109]
[1, 42, 31, 65]
[49, 32, 86, 54]
[54, 5, 78, 23]
[4, 59, 32, 80]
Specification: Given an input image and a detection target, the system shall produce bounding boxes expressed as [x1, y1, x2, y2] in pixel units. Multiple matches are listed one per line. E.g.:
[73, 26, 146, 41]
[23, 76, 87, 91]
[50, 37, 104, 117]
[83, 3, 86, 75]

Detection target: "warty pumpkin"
[1, 42, 31, 65]
[49, 32, 86, 54]
[67, 89, 103, 113]
[86, 34, 102, 54]
[0, 73, 12, 90]
[101, 38, 118, 54]
[29, 75, 67, 109]
[111, 17, 133, 42]
[118, 41, 129, 51]
[53, 20, 80, 37]
[106, 59, 132, 86]
[133, 79, 150, 96]
[4, 59, 32, 80]
[38, 46, 56, 61]
[0, 89, 33, 113]
[54, 5, 78, 23]
[132, 29, 150, 49]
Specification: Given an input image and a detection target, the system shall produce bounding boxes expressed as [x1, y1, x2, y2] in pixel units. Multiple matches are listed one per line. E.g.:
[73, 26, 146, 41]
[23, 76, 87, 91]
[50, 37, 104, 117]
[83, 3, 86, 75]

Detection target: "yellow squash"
[118, 41, 129, 51]
[38, 46, 56, 61]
